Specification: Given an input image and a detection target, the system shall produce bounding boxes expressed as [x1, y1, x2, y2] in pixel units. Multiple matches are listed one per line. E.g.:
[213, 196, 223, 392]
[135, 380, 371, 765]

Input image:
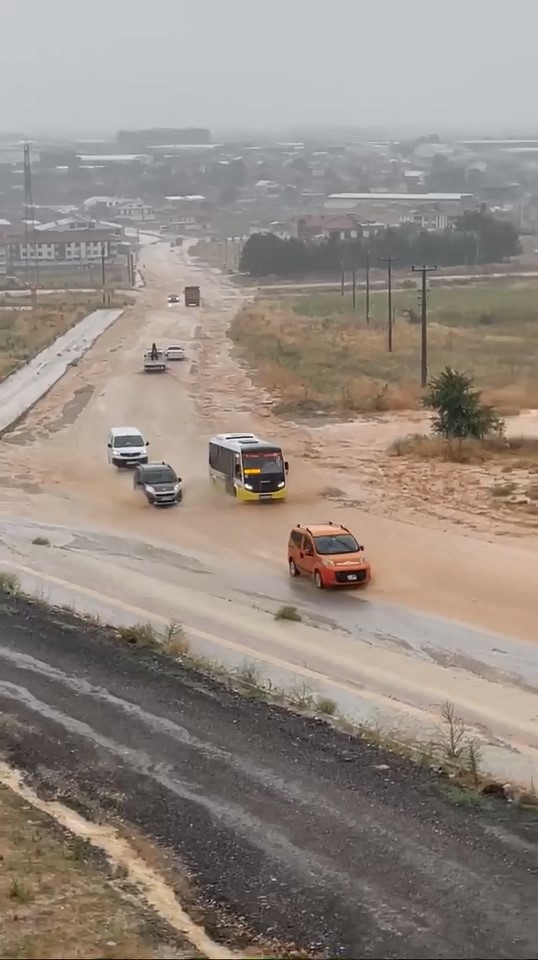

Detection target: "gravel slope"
[0, 593, 537, 959]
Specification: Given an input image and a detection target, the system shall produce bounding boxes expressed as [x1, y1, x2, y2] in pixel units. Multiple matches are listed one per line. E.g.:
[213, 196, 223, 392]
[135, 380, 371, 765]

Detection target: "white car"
[108, 426, 149, 468]
[165, 345, 185, 361]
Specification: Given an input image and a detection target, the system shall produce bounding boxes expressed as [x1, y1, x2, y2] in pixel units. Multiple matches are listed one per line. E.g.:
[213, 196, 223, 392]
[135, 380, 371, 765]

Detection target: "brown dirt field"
[0, 782, 201, 960]
[229, 288, 538, 416]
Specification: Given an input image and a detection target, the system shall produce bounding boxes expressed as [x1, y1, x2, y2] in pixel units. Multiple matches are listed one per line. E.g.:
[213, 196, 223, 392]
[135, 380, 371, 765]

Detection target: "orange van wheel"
[313, 569, 324, 589]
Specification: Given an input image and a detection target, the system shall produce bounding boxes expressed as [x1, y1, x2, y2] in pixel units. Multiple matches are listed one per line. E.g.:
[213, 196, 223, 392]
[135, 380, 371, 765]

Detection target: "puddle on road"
[66, 532, 210, 575]
[0, 473, 41, 494]
[3, 384, 95, 445]
[423, 644, 538, 693]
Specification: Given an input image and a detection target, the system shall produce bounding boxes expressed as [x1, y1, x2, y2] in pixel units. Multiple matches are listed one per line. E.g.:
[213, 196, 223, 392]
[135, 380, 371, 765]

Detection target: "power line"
[379, 255, 400, 352]
[411, 264, 438, 387]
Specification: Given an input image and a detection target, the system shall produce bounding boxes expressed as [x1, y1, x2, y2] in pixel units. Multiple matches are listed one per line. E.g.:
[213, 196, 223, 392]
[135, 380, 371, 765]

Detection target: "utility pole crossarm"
[411, 264, 438, 388]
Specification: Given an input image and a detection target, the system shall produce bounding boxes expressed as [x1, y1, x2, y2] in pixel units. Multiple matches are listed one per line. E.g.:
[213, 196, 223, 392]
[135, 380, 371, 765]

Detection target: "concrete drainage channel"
[0, 307, 124, 435]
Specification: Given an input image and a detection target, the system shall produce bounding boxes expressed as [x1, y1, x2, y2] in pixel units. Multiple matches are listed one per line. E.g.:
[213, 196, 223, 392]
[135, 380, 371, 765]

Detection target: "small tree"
[423, 367, 504, 440]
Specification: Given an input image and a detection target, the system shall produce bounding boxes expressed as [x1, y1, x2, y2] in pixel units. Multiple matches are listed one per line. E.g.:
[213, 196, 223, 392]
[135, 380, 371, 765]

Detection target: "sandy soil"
[303, 411, 538, 539]
[0, 237, 537, 646]
[0, 779, 202, 959]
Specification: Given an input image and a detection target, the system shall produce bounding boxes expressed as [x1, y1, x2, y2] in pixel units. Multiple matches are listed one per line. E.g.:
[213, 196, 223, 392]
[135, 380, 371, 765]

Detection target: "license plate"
[260, 494, 272, 499]
[347, 573, 358, 581]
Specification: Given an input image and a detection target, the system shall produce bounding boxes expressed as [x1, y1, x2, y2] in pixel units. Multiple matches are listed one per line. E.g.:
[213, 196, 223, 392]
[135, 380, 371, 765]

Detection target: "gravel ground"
[0, 592, 537, 959]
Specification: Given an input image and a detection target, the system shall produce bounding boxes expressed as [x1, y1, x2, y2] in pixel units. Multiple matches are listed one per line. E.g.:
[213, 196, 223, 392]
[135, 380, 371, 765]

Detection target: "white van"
[107, 427, 149, 468]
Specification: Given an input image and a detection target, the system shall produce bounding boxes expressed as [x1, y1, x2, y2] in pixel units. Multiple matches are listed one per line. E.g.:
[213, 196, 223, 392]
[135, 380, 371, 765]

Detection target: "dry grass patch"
[0, 298, 119, 381]
[390, 434, 538, 465]
[0, 783, 199, 959]
[389, 435, 538, 518]
[231, 285, 538, 415]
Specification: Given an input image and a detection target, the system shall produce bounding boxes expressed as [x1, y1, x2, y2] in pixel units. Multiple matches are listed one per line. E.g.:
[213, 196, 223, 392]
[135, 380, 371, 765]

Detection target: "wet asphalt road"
[1, 593, 538, 959]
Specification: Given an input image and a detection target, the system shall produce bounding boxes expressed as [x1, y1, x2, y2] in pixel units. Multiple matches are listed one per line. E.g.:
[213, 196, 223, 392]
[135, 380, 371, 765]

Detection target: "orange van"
[288, 521, 371, 589]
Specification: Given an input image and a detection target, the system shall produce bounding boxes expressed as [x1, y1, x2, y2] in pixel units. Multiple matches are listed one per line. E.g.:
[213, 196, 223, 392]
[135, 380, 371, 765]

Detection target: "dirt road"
[0, 238, 537, 782]
[2, 593, 538, 959]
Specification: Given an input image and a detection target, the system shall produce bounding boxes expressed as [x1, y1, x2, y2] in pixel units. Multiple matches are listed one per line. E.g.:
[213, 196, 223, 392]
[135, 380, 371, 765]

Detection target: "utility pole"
[365, 249, 370, 325]
[23, 142, 39, 298]
[352, 268, 356, 309]
[340, 258, 345, 296]
[379, 255, 400, 352]
[411, 264, 438, 387]
[101, 242, 106, 303]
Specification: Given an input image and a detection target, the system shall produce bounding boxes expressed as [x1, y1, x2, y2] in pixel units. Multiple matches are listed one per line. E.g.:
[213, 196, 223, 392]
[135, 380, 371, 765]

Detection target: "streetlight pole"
[101, 241, 106, 303]
[379, 255, 400, 352]
[411, 264, 438, 387]
[365, 248, 370, 325]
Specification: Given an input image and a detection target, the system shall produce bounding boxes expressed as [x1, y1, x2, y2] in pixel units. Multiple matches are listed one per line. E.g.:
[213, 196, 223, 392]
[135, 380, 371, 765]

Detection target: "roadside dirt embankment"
[2, 591, 538, 960]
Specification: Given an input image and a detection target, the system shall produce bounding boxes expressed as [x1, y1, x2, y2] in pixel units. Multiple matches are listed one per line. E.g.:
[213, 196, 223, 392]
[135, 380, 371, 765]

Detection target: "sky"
[1, 0, 537, 138]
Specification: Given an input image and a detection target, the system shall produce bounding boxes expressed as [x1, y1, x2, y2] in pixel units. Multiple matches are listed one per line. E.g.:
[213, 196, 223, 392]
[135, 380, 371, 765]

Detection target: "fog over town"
[2, 0, 537, 135]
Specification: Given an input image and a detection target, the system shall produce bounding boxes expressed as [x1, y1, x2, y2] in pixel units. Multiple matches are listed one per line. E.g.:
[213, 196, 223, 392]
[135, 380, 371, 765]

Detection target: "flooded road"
[0, 237, 537, 783]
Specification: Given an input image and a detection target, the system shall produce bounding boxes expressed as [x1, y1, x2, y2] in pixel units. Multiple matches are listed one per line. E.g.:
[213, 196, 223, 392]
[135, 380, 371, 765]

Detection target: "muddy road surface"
[1, 594, 538, 960]
[0, 238, 537, 782]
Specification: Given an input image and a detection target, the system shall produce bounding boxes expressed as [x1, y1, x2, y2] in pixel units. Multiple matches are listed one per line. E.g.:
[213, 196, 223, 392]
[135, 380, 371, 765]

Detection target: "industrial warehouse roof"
[328, 192, 473, 202]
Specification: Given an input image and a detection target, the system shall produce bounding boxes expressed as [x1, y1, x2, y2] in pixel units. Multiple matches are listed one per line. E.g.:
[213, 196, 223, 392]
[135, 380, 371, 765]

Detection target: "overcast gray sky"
[2, 0, 536, 137]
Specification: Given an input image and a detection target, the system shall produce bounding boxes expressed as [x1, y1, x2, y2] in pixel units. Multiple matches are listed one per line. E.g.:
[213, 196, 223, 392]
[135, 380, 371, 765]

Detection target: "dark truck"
[184, 285, 200, 307]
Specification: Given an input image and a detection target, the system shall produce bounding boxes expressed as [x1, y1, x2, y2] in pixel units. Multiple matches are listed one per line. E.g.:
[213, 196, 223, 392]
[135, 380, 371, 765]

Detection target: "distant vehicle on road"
[184, 285, 200, 307]
[133, 462, 182, 507]
[288, 521, 371, 589]
[107, 426, 149, 468]
[165, 345, 185, 361]
[168, 294, 180, 304]
[1, 275, 30, 290]
[209, 432, 288, 501]
[143, 345, 167, 372]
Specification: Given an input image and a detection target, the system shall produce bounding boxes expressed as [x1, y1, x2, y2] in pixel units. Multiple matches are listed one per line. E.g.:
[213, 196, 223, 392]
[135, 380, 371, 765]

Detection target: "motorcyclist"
[150, 342, 158, 360]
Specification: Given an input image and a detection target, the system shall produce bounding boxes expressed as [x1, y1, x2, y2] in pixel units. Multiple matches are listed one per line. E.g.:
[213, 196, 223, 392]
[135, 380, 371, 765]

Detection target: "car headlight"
[322, 558, 335, 567]
[173, 483, 180, 493]
[277, 480, 285, 488]
[145, 485, 155, 494]
[244, 483, 253, 491]
[358, 555, 367, 564]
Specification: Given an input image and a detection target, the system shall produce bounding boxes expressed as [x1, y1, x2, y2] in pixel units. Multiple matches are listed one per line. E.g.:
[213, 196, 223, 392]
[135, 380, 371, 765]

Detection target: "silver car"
[165, 345, 185, 361]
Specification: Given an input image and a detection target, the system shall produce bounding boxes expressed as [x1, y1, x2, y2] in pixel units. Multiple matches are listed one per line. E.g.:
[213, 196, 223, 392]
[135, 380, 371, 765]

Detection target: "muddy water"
[0, 238, 537, 645]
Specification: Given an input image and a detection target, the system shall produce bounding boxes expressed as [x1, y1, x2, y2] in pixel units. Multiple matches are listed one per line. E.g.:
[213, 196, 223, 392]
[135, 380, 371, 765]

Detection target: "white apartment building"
[7, 230, 119, 266]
